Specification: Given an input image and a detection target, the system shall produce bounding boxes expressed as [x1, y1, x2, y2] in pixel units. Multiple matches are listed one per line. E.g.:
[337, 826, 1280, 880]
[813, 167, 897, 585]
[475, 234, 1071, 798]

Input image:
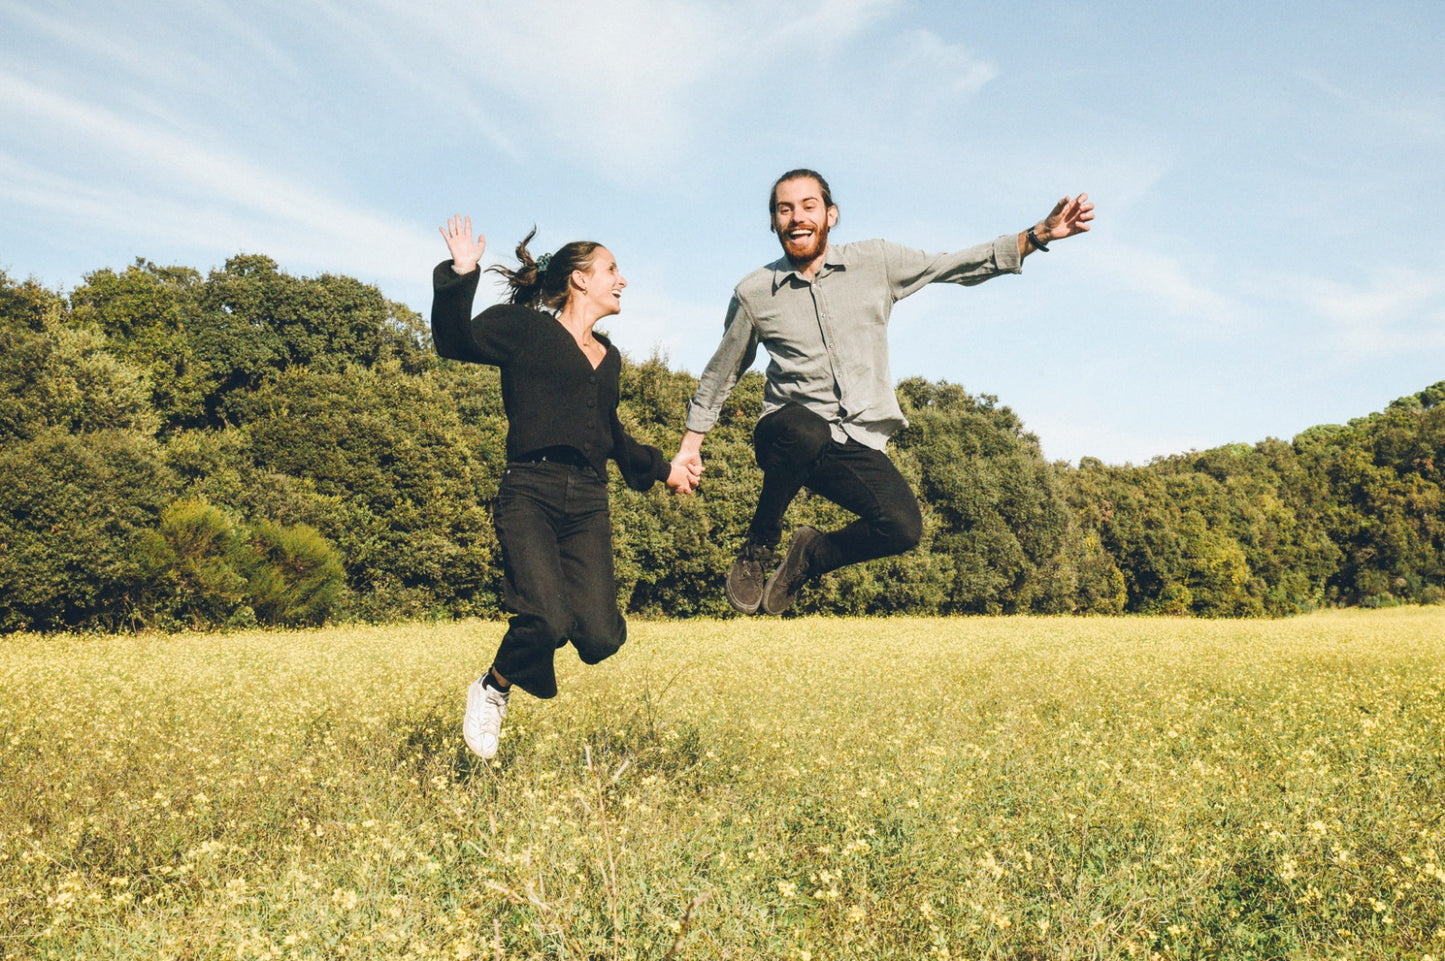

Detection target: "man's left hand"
[1037, 193, 1094, 244]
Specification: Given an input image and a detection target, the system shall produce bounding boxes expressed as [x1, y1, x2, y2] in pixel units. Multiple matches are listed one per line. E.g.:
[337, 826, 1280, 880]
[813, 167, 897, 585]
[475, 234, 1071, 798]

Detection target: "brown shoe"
[761, 526, 822, 615]
[725, 540, 776, 614]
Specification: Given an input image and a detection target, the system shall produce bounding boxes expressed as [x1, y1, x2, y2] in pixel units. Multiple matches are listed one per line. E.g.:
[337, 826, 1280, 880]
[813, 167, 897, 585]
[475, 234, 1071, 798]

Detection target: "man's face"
[771, 176, 837, 265]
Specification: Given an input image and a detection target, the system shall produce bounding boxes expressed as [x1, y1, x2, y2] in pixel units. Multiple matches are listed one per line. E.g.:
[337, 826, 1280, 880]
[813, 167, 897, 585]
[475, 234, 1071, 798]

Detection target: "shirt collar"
[770, 243, 848, 291]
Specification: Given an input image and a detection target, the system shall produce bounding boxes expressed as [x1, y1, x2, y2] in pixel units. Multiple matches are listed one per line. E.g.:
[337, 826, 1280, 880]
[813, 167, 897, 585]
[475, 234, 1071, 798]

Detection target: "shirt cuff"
[994, 234, 1023, 273]
[684, 399, 720, 435]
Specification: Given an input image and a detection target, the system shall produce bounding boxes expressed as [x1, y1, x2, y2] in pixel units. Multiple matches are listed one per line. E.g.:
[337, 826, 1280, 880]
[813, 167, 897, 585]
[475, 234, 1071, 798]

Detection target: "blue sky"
[2, 0, 1442, 465]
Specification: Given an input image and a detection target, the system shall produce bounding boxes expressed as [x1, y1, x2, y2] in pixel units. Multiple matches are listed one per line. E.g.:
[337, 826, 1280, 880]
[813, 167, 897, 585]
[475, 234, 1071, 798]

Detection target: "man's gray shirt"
[685, 235, 1022, 450]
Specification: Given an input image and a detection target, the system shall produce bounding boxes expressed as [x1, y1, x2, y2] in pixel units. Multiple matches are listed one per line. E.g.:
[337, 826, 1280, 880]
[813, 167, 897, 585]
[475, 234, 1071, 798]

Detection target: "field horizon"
[4, 609, 1443, 959]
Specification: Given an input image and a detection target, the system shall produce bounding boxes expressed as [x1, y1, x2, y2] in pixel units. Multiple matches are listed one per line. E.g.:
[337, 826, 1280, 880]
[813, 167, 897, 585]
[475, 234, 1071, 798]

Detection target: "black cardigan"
[431, 261, 670, 492]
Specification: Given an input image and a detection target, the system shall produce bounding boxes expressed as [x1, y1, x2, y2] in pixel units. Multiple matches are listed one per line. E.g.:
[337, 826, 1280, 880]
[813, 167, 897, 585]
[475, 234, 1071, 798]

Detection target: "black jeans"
[749, 403, 923, 575]
[490, 461, 624, 699]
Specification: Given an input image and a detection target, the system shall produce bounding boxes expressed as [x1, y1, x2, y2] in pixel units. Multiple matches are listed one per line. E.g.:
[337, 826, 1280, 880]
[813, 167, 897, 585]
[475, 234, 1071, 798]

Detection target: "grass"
[2, 608, 1444, 959]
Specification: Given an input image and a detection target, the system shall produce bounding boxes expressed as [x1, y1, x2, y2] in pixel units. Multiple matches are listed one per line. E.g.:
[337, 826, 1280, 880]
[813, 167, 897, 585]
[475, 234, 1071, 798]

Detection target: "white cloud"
[350, 0, 920, 181]
[297, 0, 523, 159]
[387, 0, 741, 178]
[2, 0, 306, 103]
[888, 29, 996, 100]
[1, 2, 187, 84]
[1076, 238, 1247, 333]
[0, 69, 434, 289]
[1286, 265, 1445, 358]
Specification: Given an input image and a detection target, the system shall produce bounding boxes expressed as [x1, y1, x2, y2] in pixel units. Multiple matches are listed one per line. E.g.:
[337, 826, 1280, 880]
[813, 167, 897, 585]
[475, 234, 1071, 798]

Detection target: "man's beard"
[780, 221, 830, 265]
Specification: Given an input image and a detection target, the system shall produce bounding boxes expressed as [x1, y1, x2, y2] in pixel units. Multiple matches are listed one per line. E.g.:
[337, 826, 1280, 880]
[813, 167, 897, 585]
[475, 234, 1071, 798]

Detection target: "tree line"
[2, 257, 1441, 632]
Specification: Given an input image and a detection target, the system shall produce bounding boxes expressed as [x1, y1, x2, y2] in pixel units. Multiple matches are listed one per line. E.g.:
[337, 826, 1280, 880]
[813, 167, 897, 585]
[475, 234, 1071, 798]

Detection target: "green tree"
[68, 261, 211, 431]
[0, 429, 175, 631]
[6, 254, 1442, 630]
[1296, 383, 1445, 606]
[890, 378, 1074, 614]
[133, 500, 348, 629]
[229, 362, 501, 619]
[192, 255, 433, 427]
[608, 352, 726, 616]
[1, 276, 157, 441]
[0, 271, 175, 631]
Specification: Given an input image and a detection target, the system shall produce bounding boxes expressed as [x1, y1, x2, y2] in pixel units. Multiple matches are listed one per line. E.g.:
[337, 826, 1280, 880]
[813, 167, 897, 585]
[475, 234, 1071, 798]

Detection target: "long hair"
[487, 227, 603, 311]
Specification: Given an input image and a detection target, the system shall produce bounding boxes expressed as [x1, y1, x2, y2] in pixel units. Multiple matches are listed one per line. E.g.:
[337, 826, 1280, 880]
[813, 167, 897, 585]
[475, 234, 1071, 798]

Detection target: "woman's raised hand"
[440, 214, 487, 273]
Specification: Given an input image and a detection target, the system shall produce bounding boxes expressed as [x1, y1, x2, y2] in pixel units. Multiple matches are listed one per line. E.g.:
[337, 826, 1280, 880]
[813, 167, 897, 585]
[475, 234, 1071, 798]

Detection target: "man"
[673, 169, 1093, 615]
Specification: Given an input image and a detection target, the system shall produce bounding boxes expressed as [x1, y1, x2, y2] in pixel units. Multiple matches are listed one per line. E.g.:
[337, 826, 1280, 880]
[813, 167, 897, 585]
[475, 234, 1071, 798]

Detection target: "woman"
[433, 215, 697, 760]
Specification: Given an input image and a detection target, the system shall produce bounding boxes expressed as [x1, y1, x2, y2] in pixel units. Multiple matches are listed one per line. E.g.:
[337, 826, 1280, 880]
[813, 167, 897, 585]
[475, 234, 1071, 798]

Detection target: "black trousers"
[490, 461, 625, 699]
[748, 403, 923, 575]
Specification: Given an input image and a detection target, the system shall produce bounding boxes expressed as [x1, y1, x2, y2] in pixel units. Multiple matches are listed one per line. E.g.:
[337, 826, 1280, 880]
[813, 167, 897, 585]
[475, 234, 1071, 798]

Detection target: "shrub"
[0, 429, 175, 631]
[133, 498, 253, 629]
[243, 520, 348, 627]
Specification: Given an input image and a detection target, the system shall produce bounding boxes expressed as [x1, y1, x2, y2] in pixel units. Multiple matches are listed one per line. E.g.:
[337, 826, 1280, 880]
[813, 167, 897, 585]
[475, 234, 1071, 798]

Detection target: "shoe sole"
[724, 581, 762, 614]
[761, 526, 820, 616]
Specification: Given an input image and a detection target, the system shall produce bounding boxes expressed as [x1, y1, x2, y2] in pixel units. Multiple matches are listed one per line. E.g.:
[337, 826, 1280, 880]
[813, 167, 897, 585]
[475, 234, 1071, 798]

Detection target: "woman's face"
[572, 247, 627, 318]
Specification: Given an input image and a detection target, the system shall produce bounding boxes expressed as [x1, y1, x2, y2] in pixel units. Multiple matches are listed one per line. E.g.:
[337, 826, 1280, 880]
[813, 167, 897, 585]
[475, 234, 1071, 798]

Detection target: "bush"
[133, 498, 253, 630]
[133, 500, 349, 630]
[0, 429, 175, 631]
[243, 520, 348, 626]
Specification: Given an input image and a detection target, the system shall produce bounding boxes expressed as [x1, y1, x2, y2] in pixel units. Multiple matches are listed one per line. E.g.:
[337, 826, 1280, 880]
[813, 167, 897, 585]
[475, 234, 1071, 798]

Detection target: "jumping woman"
[432, 215, 698, 759]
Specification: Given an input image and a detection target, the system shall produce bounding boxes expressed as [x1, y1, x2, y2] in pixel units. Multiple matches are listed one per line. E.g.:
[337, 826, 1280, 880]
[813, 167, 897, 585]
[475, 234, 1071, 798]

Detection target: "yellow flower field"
[3, 609, 1443, 959]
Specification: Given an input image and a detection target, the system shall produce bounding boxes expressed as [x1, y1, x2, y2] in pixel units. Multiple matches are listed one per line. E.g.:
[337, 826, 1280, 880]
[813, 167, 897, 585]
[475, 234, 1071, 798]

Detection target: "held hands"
[666, 455, 702, 495]
[440, 214, 486, 273]
[667, 431, 705, 495]
[1034, 194, 1094, 246]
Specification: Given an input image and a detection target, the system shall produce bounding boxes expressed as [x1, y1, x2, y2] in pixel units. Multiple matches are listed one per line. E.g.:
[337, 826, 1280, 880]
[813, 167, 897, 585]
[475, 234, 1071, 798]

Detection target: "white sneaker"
[463, 676, 509, 759]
